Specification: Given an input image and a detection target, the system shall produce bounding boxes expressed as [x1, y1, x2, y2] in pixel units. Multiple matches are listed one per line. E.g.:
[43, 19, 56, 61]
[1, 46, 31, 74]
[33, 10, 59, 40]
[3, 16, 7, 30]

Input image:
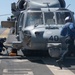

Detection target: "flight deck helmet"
[65, 16, 72, 23]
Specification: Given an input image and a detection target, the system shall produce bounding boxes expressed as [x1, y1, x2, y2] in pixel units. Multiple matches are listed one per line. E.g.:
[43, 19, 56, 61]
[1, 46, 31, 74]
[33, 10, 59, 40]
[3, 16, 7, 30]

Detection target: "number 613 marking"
[49, 35, 59, 41]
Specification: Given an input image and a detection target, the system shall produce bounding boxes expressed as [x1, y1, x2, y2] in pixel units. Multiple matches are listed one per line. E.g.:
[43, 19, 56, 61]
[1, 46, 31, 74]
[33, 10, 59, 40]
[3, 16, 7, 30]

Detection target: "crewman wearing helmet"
[56, 16, 75, 67]
[0, 38, 7, 55]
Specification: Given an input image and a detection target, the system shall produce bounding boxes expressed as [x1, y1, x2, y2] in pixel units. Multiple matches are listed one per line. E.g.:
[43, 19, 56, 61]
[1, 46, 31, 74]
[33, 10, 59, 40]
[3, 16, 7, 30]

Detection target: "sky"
[0, 0, 75, 24]
[0, 0, 18, 24]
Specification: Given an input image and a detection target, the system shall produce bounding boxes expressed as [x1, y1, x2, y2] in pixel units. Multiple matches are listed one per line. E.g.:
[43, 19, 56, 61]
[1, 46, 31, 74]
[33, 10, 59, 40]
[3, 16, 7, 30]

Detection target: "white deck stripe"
[12, 59, 28, 62]
[42, 59, 75, 75]
[3, 69, 34, 75]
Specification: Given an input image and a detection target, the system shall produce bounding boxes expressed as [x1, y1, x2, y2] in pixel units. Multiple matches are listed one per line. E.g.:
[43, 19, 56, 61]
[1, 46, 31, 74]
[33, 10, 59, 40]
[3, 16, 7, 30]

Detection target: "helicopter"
[4, 0, 75, 58]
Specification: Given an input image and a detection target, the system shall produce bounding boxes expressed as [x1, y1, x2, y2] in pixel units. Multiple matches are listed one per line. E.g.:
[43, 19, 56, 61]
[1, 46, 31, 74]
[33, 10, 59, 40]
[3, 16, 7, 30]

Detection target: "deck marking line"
[42, 59, 75, 75]
[0, 28, 10, 38]
[3, 69, 34, 75]
[12, 59, 28, 62]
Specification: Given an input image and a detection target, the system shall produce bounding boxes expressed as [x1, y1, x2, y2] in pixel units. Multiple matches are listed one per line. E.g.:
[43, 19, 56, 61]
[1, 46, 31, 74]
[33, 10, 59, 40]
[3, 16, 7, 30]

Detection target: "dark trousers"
[0, 48, 3, 52]
[58, 37, 74, 61]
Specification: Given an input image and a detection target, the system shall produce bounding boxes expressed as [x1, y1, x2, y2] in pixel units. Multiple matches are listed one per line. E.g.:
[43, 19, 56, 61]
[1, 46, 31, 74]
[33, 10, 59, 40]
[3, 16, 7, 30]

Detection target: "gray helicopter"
[10, 0, 75, 58]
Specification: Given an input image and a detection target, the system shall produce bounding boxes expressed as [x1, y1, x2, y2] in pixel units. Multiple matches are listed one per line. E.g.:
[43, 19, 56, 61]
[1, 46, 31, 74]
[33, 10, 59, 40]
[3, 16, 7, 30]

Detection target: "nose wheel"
[48, 48, 61, 58]
[9, 48, 17, 56]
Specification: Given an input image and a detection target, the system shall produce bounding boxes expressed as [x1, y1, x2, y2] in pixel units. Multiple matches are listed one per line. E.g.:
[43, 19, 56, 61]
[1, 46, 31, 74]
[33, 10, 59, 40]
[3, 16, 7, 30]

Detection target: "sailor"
[56, 16, 75, 63]
[0, 38, 7, 55]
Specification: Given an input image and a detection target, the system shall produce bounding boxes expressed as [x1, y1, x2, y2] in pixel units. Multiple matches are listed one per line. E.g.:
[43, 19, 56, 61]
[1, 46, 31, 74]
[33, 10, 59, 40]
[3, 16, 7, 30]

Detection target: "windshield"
[44, 12, 55, 25]
[25, 11, 73, 27]
[56, 12, 72, 24]
[26, 12, 43, 27]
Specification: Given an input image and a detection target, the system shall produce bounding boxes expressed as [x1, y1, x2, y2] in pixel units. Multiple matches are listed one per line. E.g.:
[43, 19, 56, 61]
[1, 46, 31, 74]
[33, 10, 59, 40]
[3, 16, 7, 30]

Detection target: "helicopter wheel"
[48, 48, 61, 59]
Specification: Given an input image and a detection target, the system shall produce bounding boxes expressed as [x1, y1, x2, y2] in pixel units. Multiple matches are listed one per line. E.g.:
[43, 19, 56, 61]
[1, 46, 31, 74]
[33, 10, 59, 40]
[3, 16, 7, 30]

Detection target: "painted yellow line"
[0, 28, 10, 38]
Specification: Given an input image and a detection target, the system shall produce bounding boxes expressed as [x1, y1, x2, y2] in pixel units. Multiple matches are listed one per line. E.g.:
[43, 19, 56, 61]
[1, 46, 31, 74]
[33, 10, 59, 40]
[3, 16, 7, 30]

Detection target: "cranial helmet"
[65, 16, 72, 22]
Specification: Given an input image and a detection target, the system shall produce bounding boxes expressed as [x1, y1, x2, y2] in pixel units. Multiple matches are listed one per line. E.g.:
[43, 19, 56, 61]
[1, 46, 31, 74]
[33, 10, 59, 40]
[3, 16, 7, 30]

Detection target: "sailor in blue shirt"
[61, 16, 75, 46]
[61, 21, 75, 39]
[56, 16, 75, 65]
[0, 38, 7, 55]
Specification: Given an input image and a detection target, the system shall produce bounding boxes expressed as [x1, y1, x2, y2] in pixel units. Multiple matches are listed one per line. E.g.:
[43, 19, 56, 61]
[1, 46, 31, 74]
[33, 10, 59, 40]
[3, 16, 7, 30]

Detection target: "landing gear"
[48, 48, 61, 58]
[9, 48, 17, 56]
[9, 41, 22, 56]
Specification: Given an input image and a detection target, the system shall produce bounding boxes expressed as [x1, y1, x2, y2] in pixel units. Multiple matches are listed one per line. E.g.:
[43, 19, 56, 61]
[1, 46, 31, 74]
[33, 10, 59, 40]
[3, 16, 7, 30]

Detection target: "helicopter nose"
[23, 30, 31, 36]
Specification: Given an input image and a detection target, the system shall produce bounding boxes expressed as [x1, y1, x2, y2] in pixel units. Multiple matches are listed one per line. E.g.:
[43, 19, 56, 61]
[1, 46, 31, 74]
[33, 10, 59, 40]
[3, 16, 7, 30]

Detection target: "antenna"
[66, 4, 71, 8]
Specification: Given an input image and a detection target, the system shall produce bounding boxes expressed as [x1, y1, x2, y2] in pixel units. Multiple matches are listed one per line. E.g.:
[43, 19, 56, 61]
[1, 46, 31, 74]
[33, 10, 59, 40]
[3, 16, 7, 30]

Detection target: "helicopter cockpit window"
[26, 12, 43, 27]
[56, 12, 72, 24]
[44, 12, 55, 25]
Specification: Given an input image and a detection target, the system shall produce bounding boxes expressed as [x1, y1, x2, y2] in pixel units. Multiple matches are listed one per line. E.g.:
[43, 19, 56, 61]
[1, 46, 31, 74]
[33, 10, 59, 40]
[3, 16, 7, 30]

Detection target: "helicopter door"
[18, 13, 24, 41]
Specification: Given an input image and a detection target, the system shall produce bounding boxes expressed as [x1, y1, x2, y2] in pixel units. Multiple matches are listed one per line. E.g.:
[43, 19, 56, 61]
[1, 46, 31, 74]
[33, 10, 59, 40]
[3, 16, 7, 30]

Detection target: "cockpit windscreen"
[25, 11, 73, 27]
[44, 12, 55, 25]
[26, 12, 43, 26]
[56, 12, 72, 24]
